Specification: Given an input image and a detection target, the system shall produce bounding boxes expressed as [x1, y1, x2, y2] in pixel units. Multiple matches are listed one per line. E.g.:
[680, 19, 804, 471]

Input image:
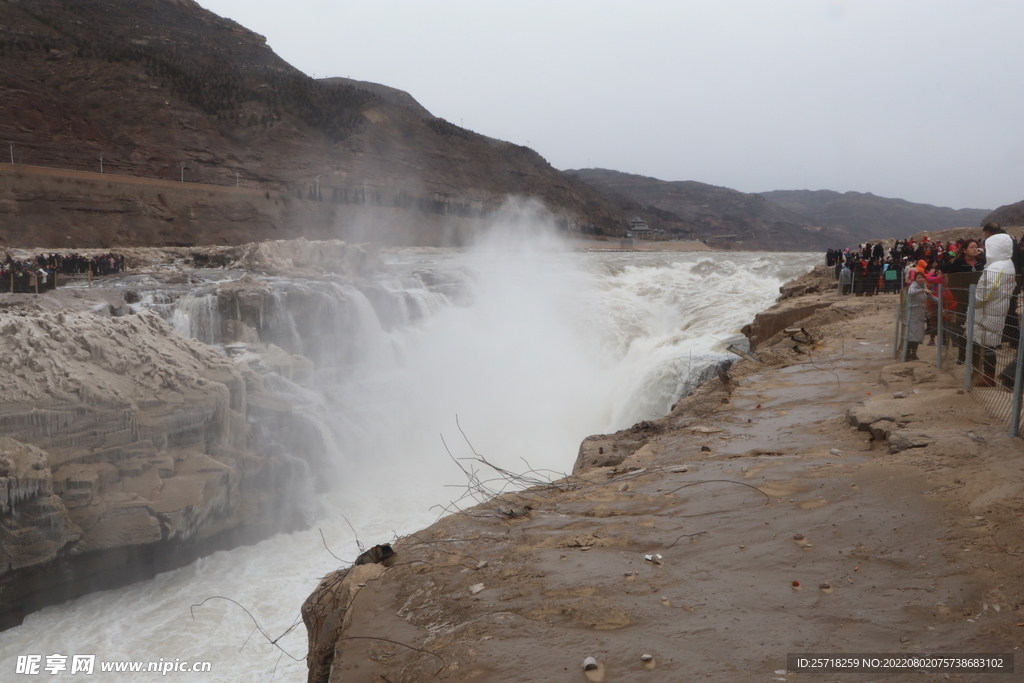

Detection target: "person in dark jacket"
[946, 239, 985, 274]
[944, 238, 987, 363]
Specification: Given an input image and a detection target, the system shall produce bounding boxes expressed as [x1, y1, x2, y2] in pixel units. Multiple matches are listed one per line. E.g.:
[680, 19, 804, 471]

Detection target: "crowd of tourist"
[828, 222, 1022, 388]
[0, 252, 125, 293]
[827, 225, 1023, 295]
[20, 252, 125, 276]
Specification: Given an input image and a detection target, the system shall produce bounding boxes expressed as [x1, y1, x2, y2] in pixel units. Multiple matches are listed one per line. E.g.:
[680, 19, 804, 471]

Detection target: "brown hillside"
[762, 189, 992, 242]
[0, 163, 494, 248]
[983, 199, 1024, 229]
[569, 168, 850, 251]
[0, 0, 668, 245]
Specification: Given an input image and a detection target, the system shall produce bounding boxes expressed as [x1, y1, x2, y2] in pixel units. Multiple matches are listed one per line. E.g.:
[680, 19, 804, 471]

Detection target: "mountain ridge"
[760, 189, 991, 241]
[567, 168, 850, 250]
[983, 199, 1024, 228]
[568, 168, 997, 249]
[0, 0, 684, 246]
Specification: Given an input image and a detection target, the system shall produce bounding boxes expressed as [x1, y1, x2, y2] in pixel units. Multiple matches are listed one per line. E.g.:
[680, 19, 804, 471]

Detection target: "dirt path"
[307, 289, 1024, 683]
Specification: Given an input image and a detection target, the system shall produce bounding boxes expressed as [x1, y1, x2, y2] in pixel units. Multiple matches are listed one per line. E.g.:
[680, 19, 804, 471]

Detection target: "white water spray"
[1, 213, 818, 681]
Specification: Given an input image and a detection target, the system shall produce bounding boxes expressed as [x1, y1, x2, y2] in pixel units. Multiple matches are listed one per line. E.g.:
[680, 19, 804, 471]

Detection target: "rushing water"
[1, 240, 818, 682]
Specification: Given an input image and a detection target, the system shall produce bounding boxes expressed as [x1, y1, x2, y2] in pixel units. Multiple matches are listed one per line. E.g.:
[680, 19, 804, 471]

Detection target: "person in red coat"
[925, 271, 957, 346]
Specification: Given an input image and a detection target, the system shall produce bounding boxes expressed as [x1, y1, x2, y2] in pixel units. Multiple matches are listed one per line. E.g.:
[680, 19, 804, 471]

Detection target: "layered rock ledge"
[304, 266, 1024, 682]
[0, 239, 382, 629]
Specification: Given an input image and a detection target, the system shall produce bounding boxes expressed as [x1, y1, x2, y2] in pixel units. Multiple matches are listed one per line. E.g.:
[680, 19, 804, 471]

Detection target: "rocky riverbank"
[304, 266, 1024, 682]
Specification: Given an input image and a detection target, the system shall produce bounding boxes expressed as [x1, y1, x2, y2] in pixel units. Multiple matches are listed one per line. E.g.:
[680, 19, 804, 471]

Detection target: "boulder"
[574, 437, 627, 471]
[302, 563, 386, 683]
[572, 421, 663, 473]
[845, 403, 898, 431]
[744, 303, 833, 350]
[887, 430, 932, 453]
[867, 419, 897, 441]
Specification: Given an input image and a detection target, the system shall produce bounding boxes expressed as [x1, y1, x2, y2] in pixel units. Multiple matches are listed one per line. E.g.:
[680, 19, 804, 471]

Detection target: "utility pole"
[99, 153, 104, 174]
[235, 169, 239, 188]
[315, 174, 320, 200]
[180, 162, 185, 183]
[8, 142, 13, 165]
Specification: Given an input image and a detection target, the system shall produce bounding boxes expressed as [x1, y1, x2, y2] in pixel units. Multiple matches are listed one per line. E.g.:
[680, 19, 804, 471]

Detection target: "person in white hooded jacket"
[972, 232, 1016, 386]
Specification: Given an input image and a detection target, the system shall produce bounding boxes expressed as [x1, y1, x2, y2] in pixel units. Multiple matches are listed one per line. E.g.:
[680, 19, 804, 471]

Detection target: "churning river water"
[1, 240, 818, 681]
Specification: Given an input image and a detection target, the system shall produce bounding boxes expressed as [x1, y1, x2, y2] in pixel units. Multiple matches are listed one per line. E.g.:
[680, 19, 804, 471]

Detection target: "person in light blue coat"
[839, 263, 852, 295]
[905, 271, 937, 361]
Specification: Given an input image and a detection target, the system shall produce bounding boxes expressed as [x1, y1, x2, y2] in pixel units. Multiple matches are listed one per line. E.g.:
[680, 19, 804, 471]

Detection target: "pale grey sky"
[197, 0, 1023, 210]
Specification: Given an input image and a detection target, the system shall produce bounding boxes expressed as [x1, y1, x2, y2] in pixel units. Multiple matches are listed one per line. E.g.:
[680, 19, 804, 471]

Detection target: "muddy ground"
[307, 281, 1024, 683]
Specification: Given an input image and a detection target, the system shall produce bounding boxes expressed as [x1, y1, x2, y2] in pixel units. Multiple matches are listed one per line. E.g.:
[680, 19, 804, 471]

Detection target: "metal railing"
[0, 271, 58, 294]
[835, 264, 905, 296]
[895, 271, 1023, 436]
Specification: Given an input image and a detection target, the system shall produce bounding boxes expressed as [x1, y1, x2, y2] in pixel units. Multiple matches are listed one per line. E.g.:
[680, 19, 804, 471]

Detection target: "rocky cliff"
[0, 163, 498, 248]
[0, 238, 385, 629]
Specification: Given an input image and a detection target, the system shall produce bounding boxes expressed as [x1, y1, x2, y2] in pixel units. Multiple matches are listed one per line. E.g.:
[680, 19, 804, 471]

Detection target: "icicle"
[171, 293, 222, 345]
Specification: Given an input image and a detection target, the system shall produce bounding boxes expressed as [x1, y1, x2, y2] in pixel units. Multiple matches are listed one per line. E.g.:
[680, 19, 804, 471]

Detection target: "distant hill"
[983, 199, 1024, 228]
[569, 169, 994, 249]
[0, 0, 664, 246]
[760, 190, 991, 242]
[567, 169, 852, 251]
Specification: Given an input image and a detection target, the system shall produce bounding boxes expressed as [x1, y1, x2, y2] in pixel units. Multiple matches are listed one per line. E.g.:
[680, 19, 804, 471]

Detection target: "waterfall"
[0, 247, 820, 682]
[170, 292, 221, 346]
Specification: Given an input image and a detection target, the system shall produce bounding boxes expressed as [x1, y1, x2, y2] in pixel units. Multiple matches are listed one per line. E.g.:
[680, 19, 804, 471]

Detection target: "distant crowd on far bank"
[1, 251, 125, 293]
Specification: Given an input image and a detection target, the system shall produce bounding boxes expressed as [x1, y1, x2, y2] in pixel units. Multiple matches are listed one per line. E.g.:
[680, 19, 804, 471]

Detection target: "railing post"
[936, 283, 944, 368]
[893, 292, 903, 360]
[1010, 307, 1024, 438]
[964, 284, 977, 391]
[901, 288, 912, 361]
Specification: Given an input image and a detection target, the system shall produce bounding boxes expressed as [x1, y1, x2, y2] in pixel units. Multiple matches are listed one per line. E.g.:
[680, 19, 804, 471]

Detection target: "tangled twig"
[319, 528, 350, 564]
[341, 513, 365, 554]
[190, 596, 305, 661]
[336, 636, 446, 668]
[666, 531, 708, 548]
[662, 478, 771, 504]
[432, 416, 576, 520]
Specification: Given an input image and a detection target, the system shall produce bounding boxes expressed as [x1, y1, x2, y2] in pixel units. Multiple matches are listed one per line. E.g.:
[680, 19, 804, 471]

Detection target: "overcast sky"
[197, 0, 1022, 210]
